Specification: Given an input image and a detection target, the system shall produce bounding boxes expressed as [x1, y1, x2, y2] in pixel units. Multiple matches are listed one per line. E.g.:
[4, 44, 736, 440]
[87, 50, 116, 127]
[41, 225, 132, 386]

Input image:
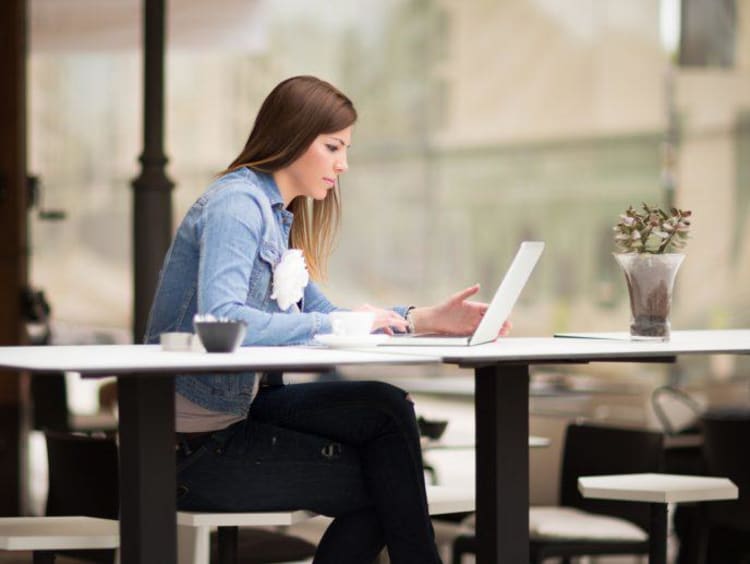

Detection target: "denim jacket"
[145, 168, 407, 415]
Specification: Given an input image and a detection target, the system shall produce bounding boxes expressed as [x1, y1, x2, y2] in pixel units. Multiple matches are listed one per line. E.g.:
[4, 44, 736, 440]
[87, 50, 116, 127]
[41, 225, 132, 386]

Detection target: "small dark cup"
[194, 321, 247, 353]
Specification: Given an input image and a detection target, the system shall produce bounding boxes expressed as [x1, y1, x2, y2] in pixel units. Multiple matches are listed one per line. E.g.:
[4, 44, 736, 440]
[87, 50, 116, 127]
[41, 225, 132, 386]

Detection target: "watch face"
[406, 308, 416, 334]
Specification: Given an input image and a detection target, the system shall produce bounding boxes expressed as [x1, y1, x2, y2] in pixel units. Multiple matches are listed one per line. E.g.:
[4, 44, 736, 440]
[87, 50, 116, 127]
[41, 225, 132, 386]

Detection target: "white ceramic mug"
[329, 311, 375, 337]
[160, 332, 194, 351]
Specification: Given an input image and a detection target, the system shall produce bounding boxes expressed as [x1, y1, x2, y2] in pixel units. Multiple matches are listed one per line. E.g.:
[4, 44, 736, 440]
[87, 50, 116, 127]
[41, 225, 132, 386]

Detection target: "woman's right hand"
[354, 304, 409, 335]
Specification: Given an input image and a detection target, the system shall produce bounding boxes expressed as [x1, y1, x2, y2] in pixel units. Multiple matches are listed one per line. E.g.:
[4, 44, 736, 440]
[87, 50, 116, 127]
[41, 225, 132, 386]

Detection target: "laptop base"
[381, 335, 471, 346]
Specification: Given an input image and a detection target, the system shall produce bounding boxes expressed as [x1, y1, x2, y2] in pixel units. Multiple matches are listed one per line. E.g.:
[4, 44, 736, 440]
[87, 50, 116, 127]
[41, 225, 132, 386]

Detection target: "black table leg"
[650, 502, 668, 564]
[217, 526, 239, 564]
[475, 363, 530, 563]
[32, 551, 54, 564]
[118, 374, 176, 564]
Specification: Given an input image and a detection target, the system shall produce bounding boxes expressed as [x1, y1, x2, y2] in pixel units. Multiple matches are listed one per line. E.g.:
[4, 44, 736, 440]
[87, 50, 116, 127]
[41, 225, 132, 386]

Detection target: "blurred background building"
[27, 0, 749, 377]
[16, 0, 750, 523]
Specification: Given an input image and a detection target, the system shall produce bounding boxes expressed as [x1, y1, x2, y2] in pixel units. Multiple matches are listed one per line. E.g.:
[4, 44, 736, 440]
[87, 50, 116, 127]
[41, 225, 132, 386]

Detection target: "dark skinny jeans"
[175, 380, 441, 564]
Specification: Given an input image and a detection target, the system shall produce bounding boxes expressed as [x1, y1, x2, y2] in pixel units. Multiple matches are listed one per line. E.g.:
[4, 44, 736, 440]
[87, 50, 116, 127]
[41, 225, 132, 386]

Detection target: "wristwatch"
[405, 306, 416, 334]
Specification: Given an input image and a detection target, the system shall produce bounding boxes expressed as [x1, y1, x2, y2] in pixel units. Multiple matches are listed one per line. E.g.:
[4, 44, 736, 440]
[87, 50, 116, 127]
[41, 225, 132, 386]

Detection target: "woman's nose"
[334, 157, 348, 174]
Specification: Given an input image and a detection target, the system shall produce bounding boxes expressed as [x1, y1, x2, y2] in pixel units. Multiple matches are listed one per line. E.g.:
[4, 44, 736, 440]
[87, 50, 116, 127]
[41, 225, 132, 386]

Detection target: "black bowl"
[194, 321, 246, 353]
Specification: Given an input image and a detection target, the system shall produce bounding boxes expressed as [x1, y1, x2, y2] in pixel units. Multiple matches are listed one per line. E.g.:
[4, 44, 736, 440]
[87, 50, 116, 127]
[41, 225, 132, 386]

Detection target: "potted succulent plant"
[613, 203, 692, 340]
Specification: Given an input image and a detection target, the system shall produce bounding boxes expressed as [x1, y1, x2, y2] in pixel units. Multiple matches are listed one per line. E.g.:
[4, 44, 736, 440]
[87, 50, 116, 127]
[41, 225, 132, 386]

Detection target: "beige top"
[175, 393, 245, 433]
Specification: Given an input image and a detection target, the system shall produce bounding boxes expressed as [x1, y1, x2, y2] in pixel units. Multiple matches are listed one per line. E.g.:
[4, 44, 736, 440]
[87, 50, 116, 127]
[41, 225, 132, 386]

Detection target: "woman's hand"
[354, 304, 409, 335]
[498, 319, 512, 338]
[410, 284, 512, 338]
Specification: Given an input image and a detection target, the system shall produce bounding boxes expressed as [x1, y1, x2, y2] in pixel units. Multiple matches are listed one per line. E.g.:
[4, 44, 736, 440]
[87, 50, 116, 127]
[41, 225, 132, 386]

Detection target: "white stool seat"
[578, 473, 738, 504]
[0, 516, 119, 551]
[177, 484, 474, 528]
[177, 485, 475, 564]
[177, 509, 315, 528]
[578, 472, 739, 564]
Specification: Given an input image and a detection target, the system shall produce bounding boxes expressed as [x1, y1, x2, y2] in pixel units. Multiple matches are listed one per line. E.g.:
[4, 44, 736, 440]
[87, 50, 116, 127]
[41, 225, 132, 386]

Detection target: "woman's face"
[276, 126, 352, 204]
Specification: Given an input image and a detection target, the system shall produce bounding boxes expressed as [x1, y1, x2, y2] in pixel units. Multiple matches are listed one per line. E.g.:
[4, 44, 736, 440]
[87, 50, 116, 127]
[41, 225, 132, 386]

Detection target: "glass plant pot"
[614, 253, 685, 341]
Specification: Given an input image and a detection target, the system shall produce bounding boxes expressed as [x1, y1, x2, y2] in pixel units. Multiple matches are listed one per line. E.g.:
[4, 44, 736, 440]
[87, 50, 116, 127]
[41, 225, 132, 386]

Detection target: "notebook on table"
[381, 241, 544, 347]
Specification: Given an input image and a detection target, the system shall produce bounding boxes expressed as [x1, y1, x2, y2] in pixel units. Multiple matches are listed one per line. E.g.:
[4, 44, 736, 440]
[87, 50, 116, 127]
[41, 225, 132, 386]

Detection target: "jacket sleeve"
[303, 281, 411, 319]
[303, 281, 411, 335]
[302, 281, 340, 314]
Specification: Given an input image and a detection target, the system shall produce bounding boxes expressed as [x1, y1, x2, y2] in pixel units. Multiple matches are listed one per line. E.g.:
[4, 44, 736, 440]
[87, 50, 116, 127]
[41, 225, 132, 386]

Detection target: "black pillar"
[132, 0, 174, 342]
[0, 0, 28, 516]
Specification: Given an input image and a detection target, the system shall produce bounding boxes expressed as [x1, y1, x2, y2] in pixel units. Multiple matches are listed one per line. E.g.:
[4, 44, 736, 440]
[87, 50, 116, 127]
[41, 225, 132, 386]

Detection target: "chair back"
[560, 422, 665, 531]
[32, 374, 70, 431]
[701, 407, 750, 531]
[45, 430, 119, 519]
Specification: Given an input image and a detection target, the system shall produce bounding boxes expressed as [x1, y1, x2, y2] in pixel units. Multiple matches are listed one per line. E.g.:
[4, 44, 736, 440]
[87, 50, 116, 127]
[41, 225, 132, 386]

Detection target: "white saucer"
[314, 334, 391, 348]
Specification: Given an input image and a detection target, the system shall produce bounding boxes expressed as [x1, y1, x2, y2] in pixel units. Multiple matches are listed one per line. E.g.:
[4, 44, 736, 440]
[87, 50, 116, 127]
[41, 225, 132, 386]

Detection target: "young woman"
[145, 75, 504, 563]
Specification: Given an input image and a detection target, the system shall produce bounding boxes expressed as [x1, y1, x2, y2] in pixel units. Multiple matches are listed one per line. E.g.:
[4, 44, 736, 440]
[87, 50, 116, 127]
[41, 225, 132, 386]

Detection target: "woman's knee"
[356, 381, 417, 424]
[358, 380, 408, 403]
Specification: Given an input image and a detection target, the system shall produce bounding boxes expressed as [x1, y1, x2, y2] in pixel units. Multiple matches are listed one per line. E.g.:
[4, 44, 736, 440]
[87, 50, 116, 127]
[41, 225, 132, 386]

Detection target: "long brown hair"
[222, 76, 357, 281]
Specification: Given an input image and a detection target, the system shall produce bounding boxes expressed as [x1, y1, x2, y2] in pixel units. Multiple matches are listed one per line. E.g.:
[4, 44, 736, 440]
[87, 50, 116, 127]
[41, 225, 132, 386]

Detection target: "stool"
[177, 485, 475, 564]
[0, 516, 119, 563]
[177, 509, 316, 564]
[578, 473, 737, 564]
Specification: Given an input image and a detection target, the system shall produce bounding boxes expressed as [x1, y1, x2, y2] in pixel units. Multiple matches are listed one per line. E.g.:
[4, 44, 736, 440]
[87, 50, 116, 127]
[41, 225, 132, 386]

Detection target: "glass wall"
[28, 0, 750, 383]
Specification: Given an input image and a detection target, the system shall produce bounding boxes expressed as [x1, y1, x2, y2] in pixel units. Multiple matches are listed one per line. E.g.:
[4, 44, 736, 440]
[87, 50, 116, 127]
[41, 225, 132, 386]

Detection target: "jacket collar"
[254, 170, 285, 210]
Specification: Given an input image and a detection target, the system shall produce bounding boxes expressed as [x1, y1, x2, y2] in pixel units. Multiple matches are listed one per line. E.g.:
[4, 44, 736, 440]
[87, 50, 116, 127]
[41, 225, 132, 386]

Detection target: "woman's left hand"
[354, 304, 409, 335]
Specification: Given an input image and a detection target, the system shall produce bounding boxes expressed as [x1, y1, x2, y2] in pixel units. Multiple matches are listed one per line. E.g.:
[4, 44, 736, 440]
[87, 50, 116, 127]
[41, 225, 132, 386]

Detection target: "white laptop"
[381, 241, 544, 346]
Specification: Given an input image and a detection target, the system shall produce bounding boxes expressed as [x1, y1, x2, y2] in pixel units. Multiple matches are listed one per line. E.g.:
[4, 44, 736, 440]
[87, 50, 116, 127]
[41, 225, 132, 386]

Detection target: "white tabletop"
[2, 331, 746, 375]
[0, 344, 438, 376]
[374, 330, 750, 364]
[578, 473, 739, 504]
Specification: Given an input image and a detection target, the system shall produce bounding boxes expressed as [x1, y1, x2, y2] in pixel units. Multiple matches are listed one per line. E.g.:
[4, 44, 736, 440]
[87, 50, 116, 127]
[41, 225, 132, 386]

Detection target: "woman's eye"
[326, 144, 339, 152]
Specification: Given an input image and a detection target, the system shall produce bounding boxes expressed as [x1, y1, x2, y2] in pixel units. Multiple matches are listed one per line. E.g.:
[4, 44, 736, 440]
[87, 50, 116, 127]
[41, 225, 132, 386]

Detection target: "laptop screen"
[469, 241, 544, 345]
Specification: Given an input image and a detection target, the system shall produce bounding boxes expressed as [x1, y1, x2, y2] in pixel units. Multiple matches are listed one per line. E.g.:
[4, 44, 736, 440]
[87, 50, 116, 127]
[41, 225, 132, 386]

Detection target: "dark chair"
[31, 375, 70, 432]
[452, 422, 665, 564]
[697, 408, 750, 564]
[45, 430, 316, 564]
[209, 528, 317, 564]
[44, 430, 119, 563]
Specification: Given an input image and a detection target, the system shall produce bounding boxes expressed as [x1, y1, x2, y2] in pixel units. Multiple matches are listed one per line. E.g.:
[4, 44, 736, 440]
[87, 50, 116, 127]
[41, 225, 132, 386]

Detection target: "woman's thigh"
[249, 380, 419, 446]
[176, 418, 371, 516]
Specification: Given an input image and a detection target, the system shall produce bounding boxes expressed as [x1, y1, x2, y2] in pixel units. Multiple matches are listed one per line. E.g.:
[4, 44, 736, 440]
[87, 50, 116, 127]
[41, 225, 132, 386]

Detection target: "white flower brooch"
[270, 249, 310, 311]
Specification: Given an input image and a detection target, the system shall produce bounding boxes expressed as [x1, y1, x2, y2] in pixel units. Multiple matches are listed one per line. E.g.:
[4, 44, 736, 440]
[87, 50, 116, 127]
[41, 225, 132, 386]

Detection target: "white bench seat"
[178, 485, 474, 564]
[0, 516, 119, 552]
[178, 509, 315, 529]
